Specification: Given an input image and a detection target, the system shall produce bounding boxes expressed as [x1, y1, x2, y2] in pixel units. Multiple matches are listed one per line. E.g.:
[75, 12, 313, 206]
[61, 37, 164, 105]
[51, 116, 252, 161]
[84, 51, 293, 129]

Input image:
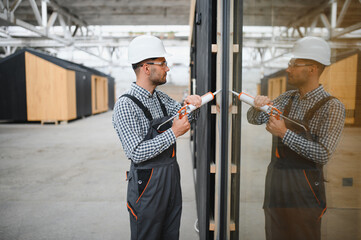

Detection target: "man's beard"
[150, 73, 167, 86]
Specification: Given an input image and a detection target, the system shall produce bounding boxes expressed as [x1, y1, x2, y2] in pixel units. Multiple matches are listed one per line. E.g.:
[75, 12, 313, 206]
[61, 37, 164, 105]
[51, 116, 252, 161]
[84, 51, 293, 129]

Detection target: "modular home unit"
[0, 49, 113, 122]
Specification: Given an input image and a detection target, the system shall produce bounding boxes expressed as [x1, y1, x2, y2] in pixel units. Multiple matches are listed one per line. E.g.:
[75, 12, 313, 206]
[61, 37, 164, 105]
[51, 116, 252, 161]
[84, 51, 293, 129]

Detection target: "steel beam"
[46, 0, 87, 27]
[41, 0, 47, 27]
[332, 22, 361, 39]
[47, 12, 57, 28]
[336, 0, 352, 27]
[287, 0, 332, 28]
[28, 0, 42, 26]
[58, 14, 72, 39]
[331, 0, 337, 28]
[0, 0, 113, 63]
[10, 0, 22, 13]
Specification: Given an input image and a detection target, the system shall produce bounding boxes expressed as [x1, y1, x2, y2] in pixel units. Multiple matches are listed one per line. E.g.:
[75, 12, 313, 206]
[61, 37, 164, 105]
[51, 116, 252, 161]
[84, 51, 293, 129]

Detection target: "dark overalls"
[121, 94, 182, 240]
[264, 94, 334, 240]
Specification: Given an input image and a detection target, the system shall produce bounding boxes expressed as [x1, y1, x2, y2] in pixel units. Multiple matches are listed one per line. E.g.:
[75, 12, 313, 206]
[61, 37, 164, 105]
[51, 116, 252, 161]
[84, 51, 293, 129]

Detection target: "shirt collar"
[131, 82, 155, 98]
[304, 84, 324, 99]
[299, 85, 324, 100]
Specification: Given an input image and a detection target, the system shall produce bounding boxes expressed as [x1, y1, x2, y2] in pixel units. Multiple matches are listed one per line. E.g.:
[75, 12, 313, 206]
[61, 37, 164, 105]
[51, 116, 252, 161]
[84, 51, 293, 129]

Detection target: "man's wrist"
[170, 127, 178, 139]
[279, 128, 287, 139]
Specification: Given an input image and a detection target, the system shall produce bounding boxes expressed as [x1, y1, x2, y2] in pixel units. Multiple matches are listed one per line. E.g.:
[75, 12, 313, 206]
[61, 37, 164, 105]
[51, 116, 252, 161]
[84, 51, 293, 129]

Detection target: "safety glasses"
[141, 61, 168, 68]
[288, 61, 314, 68]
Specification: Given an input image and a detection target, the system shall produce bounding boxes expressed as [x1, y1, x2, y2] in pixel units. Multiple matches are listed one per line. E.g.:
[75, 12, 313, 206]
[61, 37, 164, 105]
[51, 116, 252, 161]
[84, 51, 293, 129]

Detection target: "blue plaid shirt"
[247, 85, 345, 165]
[113, 83, 196, 164]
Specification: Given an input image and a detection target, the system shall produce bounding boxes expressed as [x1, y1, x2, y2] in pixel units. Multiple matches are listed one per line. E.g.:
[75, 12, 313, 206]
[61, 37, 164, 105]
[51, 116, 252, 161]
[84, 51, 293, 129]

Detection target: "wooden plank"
[66, 70, 77, 120]
[210, 163, 237, 174]
[210, 163, 216, 173]
[209, 219, 236, 231]
[212, 44, 218, 53]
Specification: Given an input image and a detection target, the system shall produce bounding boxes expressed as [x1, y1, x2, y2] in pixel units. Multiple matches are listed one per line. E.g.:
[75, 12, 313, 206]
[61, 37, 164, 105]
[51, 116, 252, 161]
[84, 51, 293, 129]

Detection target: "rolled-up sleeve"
[247, 107, 269, 125]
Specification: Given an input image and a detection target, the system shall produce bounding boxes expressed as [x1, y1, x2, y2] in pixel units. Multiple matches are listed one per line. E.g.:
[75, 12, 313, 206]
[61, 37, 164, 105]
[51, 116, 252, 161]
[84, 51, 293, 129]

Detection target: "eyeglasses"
[288, 62, 314, 68]
[140, 61, 168, 68]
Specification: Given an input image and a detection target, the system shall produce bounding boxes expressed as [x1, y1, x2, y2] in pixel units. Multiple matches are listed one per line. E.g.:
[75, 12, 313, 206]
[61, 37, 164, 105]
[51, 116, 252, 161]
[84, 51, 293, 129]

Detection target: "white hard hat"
[291, 36, 331, 66]
[128, 35, 171, 64]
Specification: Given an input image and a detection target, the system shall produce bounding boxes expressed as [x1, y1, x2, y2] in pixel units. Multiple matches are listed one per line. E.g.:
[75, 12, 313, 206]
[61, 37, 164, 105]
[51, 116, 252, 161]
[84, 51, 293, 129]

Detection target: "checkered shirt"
[247, 85, 345, 165]
[112, 83, 197, 163]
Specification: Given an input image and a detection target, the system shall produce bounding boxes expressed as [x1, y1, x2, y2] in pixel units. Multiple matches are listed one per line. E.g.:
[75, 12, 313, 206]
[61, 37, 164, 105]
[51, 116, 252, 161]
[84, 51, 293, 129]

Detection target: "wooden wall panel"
[25, 52, 77, 121]
[267, 76, 286, 100]
[66, 70, 77, 120]
[320, 54, 358, 124]
[91, 75, 108, 114]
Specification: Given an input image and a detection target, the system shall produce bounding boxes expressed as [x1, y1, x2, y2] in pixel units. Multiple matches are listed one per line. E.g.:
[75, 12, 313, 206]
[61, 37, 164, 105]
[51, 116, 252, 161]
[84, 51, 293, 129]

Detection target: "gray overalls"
[264, 93, 334, 240]
[121, 94, 182, 240]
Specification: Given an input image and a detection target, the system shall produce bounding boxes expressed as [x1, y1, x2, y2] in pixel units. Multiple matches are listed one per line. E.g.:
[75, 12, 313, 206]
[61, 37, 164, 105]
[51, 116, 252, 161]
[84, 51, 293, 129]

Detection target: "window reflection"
[241, 2, 361, 239]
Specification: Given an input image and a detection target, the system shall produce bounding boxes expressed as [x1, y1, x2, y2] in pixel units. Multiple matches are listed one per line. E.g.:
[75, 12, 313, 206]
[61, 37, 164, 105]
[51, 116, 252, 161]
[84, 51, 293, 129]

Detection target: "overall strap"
[120, 94, 153, 121]
[155, 91, 168, 117]
[283, 91, 298, 117]
[304, 96, 336, 123]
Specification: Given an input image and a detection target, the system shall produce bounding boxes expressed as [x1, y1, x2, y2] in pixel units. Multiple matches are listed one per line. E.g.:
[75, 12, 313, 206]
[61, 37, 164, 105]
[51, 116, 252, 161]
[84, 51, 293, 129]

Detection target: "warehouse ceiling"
[244, 0, 361, 28]
[1, 0, 191, 26]
[2, 0, 360, 27]
[0, 0, 361, 67]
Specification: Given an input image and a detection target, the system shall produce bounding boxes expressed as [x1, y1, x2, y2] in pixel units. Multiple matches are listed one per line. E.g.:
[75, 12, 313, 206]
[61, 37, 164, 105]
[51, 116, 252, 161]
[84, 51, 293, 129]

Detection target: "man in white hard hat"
[247, 36, 345, 240]
[112, 35, 202, 240]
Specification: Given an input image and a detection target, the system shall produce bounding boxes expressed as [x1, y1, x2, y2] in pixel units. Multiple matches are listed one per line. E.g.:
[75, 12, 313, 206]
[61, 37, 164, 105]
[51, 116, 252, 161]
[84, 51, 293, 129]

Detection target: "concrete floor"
[1, 108, 360, 240]
[0, 111, 199, 240]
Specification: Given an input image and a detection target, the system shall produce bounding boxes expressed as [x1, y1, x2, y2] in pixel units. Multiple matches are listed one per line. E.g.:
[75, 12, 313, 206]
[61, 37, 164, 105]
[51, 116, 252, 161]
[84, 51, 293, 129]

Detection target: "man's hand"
[184, 95, 202, 108]
[171, 115, 190, 138]
[254, 95, 272, 109]
[266, 116, 287, 138]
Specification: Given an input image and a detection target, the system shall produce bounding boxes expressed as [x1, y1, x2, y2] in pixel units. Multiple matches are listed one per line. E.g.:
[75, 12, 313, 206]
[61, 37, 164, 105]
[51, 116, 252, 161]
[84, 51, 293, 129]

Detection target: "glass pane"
[241, 1, 361, 239]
